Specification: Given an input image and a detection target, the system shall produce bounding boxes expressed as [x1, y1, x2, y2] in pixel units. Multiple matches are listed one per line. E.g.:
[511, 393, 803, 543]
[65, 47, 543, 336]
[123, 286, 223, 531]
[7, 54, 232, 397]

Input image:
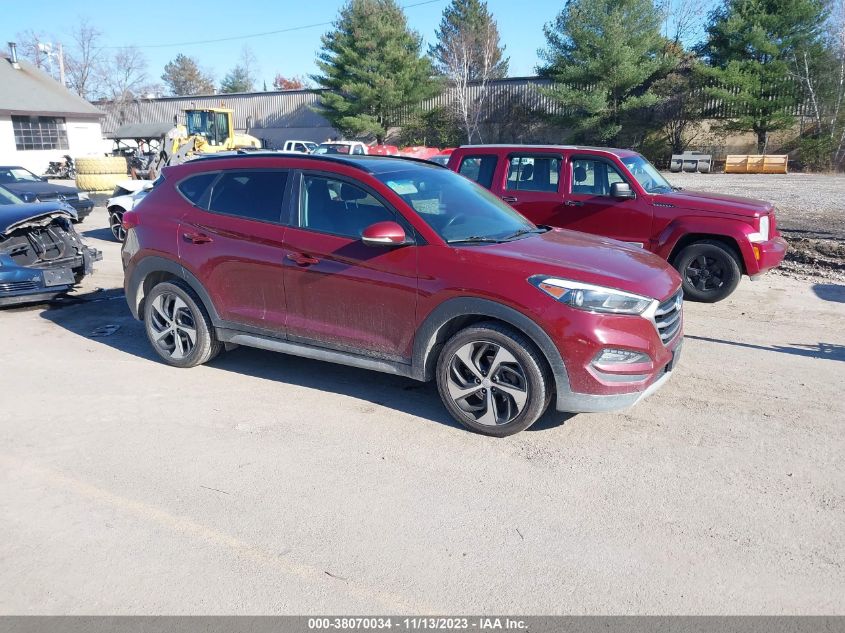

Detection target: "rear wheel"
[436, 323, 550, 436]
[674, 240, 742, 302]
[143, 280, 221, 368]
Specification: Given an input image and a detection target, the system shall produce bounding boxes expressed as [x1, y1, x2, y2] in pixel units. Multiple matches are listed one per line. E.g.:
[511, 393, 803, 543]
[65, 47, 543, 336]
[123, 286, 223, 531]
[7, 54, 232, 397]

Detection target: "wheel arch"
[667, 233, 746, 274]
[412, 297, 571, 400]
[126, 255, 220, 322]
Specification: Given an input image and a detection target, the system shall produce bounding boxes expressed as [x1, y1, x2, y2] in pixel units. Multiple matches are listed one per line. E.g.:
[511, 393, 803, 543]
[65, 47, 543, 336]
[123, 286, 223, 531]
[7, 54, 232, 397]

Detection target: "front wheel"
[109, 209, 126, 241]
[674, 240, 742, 303]
[436, 323, 551, 436]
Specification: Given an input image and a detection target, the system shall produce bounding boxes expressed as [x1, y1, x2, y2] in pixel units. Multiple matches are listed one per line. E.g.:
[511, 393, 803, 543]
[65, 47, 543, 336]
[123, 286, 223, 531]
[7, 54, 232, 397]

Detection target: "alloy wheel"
[446, 340, 529, 426]
[685, 254, 725, 292]
[148, 292, 197, 360]
[110, 213, 126, 242]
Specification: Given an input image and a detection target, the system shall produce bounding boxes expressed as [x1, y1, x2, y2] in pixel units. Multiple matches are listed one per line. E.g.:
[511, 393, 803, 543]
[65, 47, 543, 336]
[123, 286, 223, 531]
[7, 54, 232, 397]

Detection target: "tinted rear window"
[206, 170, 288, 223]
[458, 155, 497, 189]
[177, 173, 216, 204]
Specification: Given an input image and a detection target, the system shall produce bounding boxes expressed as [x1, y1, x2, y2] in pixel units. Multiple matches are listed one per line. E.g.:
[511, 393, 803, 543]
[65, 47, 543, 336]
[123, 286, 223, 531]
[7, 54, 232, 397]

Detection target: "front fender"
[654, 216, 758, 273]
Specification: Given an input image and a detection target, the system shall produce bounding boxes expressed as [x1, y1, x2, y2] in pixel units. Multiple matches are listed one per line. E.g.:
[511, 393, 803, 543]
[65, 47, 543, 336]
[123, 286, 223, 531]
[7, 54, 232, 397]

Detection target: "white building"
[1, 44, 108, 174]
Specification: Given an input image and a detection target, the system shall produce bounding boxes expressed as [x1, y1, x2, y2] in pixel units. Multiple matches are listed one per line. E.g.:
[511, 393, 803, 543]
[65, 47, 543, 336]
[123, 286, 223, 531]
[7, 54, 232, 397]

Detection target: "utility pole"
[58, 42, 65, 86]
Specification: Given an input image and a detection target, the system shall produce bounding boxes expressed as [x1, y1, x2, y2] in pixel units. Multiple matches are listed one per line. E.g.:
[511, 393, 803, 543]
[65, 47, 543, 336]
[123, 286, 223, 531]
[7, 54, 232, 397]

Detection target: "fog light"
[594, 348, 650, 365]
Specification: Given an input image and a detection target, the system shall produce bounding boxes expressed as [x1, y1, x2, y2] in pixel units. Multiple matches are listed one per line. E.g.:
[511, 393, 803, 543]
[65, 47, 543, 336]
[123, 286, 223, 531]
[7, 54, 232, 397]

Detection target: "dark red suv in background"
[448, 145, 787, 302]
[122, 153, 683, 435]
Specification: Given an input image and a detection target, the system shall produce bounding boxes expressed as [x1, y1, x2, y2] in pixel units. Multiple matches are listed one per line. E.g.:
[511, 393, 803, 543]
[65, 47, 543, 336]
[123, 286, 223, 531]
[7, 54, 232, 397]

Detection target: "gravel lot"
[0, 208, 843, 614]
[664, 171, 845, 239]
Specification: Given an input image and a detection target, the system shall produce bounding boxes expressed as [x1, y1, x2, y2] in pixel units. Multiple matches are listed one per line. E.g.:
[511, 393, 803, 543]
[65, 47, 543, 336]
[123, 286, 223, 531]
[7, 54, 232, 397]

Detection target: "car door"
[283, 171, 418, 361]
[562, 155, 653, 246]
[498, 153, 565, 227]
[178, 168, 291, 334]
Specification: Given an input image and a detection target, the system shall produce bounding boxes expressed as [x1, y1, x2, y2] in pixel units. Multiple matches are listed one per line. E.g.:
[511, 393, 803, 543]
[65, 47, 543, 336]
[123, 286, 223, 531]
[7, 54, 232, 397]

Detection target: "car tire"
[674, 240, 742, 303]
[75, 156, 128, 175]
[75, 173, 127, 192]
[143, 280, 222, 368]
[436, 322, 550, 436]
[109, 209, 126, 242]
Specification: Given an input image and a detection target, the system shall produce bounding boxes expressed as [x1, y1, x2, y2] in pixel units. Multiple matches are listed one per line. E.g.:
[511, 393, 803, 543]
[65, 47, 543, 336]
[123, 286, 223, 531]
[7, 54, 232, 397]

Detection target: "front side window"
[205, 170, 288, 223]
[570, 158, 628, 196]
[506, 155, 560, 192]
[299, 175, 394, 238]
[12, 116, 69, 151]
[376, 166, 536, 244]
[458, 155, 497, 189]
[621, 154, 673, 193]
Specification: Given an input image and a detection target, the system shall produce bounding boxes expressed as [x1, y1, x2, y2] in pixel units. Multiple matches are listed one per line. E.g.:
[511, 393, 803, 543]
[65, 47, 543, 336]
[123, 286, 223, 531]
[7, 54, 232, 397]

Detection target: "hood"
[2, 181, 80, 198]
[465, 228, 680, 300]
[653, 189, 773, 217]
[0, 203, 77, 234]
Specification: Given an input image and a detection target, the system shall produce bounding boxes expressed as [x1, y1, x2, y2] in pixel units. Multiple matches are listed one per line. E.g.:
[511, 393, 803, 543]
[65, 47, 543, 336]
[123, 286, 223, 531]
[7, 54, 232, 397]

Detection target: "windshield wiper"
[502, 226, 549, 241]
[447, 235, 504, 245]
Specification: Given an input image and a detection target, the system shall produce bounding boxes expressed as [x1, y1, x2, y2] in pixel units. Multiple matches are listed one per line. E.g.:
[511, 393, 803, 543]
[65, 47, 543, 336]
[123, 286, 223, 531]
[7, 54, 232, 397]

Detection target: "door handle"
[564, 200, 585, 207]
[182, 232, 212, 244]
[286, 252, 320, 266]
[501, 196, 518, 203]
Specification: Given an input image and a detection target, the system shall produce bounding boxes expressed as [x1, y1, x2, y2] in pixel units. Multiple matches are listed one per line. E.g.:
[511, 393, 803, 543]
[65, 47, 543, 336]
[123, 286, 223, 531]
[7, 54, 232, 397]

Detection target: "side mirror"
[610, 182, 635, 199]
[41, 176, 49, 182]
[20, 192, 37, 203]
[361, 221, 409, 247]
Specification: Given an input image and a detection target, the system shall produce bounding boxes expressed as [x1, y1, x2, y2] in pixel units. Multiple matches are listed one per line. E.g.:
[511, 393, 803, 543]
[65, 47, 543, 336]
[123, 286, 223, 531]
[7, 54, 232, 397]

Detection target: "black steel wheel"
[674, 240, 742, 303]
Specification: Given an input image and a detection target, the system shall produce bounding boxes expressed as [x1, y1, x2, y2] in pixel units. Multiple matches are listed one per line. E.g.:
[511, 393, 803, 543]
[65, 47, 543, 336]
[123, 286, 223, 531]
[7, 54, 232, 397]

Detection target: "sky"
[2, 0, 714, 92]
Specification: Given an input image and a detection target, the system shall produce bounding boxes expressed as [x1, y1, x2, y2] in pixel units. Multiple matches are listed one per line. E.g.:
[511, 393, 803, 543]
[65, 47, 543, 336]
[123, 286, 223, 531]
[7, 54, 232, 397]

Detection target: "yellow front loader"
[152, 107, 262, 176]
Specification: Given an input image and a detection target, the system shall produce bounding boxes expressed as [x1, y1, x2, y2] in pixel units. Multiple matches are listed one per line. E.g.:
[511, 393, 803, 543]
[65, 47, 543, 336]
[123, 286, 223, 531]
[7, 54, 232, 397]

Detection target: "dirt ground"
[666, 171, 845, 281]
[0, 208, 843, 614]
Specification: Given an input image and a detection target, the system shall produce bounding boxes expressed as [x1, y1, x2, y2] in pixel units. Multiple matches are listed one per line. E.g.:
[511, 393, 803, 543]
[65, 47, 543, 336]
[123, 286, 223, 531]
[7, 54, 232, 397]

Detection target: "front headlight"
[77, 191, 89, 200]
[529, 276, 653, 315]
[757, 215, 769, 241]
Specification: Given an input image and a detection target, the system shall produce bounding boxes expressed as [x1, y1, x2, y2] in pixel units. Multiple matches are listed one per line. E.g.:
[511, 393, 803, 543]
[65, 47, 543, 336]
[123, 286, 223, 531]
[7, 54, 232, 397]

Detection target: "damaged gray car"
[0, 185, 102, 307]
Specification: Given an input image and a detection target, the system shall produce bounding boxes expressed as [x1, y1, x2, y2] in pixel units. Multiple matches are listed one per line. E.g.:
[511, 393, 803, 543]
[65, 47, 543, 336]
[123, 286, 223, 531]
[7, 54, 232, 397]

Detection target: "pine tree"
[429, 0, 508, 80]
[161, 54, 215, 96]
[313, 0, 438, 143]
[538, 0, 672, 146]
[700, 0, 828, 153]
[220, 66, 253, 93]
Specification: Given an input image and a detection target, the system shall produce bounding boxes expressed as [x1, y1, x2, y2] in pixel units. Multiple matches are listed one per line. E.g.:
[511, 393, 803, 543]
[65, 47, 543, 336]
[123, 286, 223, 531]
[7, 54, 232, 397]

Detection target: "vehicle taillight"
[122, 210, 140, 230]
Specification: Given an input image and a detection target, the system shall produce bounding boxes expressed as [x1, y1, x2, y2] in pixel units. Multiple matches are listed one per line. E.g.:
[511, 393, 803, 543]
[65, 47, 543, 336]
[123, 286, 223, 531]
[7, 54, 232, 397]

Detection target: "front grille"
[653, 289, 683, 345]
[0, 280, 41, 292]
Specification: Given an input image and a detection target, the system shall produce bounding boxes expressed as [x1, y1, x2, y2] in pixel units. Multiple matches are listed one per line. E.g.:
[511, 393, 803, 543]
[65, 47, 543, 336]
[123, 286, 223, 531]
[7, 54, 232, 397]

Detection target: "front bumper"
[749, 236, 788, 277]
[0, 245, 101, 307]
[556, 337, 682, 412]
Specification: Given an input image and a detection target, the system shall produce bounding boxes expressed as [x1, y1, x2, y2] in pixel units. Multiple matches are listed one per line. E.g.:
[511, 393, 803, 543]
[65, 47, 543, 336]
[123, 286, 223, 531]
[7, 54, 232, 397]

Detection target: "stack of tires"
[74, 156, 129, 193]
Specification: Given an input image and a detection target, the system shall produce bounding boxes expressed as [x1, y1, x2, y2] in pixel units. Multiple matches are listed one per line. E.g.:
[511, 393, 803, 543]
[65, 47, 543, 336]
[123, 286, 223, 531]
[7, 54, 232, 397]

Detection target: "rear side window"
[206, 170, 288, 223]
[177, 173, 216, 204]
[506, 155, 560, 192]
[458, 155, 497, 189]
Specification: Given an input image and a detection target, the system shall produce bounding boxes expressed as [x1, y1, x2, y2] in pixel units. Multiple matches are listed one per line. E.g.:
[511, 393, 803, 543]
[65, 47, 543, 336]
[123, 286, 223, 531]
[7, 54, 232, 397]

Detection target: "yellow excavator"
[152, 106, 262, 176]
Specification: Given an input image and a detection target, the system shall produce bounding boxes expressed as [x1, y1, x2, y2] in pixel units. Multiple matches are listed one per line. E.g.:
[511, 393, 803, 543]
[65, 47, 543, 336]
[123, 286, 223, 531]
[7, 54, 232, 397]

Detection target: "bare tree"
[65, 20, 105, 99]
[658, 0, 708, 46]
[440, 20, 502, 143]
[13, 29, 54, 74]
[101, 47, 150, 102]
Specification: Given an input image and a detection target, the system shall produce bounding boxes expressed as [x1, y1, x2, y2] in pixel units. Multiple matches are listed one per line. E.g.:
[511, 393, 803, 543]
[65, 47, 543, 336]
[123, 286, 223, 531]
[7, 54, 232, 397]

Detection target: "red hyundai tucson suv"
[122, 153, 683, 436]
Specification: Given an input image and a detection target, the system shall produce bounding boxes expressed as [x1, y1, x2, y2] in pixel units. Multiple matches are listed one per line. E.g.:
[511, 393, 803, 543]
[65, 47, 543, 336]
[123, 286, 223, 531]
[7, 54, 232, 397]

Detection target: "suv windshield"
[620, 155, 673, 193]
[376, 167, 538, 244]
